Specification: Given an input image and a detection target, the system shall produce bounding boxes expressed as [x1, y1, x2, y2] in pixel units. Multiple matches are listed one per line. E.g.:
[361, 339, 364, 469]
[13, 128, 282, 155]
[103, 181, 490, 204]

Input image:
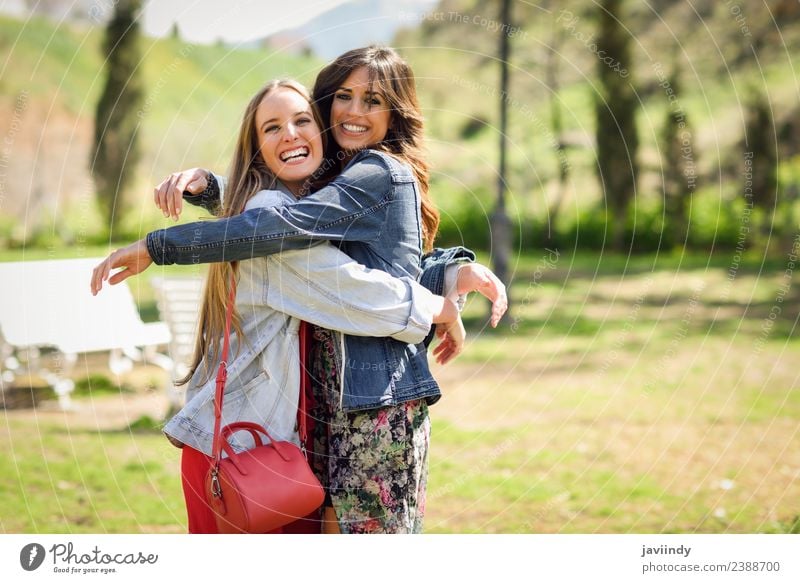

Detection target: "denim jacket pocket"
[240, 368, 270, 391]
[222, 369, 276, 452]
[218, 369, 268, 424]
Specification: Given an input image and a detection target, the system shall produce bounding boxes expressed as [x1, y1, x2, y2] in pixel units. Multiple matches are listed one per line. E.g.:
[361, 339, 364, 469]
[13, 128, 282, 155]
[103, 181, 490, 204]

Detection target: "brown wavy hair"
[312, 45, 440, 251]
[179, 79, 324, 385]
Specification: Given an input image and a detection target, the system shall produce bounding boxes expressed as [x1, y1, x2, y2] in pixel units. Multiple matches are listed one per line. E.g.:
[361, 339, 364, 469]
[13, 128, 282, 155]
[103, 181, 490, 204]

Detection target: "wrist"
[181, 170, 214, 198]
[431, 297, 458, 324]
[137, 239, 154, 267]
[456, 263, 474, 295]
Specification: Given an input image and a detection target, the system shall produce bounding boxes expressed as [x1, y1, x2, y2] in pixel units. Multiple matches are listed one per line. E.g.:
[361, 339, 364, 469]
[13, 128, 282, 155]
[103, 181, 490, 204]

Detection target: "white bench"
[150, 276, 204, 388]
[0, 258, 173, 410]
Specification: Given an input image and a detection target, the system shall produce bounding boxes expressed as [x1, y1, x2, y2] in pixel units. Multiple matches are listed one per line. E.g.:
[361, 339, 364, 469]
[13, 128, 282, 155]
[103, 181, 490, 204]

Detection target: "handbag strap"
[211, 272, 237, 467]
[210, 272, 312, 466]
[297, 321, 310, 453]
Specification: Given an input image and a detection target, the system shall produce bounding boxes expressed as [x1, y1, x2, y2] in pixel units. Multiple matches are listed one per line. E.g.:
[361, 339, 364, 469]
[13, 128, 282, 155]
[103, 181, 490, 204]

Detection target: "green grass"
[425, 249, 800, 532]
[0, 416, 184, 533]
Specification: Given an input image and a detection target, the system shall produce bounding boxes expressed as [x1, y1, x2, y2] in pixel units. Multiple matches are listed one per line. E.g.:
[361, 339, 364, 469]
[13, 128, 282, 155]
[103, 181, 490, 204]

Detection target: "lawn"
[1, 249, 799, 533]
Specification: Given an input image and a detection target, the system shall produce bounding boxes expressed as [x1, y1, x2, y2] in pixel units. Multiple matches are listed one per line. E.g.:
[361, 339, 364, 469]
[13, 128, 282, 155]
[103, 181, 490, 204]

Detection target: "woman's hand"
[90, 240, 153, 295]
[457, 263, 508, 327]
[430, 297, 464, 364]
[154, 168, 209, 221]
[432, 317, 466, 365]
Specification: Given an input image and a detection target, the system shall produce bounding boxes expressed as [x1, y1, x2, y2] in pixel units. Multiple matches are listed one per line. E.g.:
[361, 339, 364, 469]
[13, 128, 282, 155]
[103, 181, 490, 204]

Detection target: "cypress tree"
[92, 0, 143, 239]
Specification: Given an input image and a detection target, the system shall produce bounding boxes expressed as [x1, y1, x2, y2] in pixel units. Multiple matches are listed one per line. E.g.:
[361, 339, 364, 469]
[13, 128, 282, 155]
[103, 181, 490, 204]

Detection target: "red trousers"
[180, 445, 319, 534]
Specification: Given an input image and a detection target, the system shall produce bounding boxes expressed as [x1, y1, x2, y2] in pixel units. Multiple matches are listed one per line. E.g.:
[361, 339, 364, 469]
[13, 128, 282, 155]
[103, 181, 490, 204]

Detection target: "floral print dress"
[308, 326, 430, 534]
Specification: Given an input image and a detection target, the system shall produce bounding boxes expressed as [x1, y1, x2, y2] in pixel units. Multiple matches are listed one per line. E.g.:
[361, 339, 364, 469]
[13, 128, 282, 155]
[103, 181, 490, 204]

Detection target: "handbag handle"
[210, 271, 312, 468]
[219, 422, 294, 475]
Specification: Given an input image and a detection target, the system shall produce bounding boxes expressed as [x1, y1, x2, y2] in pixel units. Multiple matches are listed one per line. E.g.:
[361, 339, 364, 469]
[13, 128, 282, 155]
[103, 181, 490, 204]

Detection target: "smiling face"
[330, 66, 392, 152]
[255, 87, 323, 194]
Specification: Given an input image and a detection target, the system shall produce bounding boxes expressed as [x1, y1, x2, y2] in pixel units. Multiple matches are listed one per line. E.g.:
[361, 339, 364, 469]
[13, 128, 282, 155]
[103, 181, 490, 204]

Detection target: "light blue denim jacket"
[163, 187, 444, 455]
[147, 149, 475, 410]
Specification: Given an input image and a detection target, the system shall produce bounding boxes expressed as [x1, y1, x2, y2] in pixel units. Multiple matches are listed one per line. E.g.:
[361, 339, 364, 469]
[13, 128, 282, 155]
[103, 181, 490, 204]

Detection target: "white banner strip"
[1, 534, 798, 582]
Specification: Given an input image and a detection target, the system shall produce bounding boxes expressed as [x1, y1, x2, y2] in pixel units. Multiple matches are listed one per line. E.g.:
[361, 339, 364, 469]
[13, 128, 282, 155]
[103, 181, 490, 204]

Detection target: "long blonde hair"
[312, 46, 440, 251]
[179, 79, 321, 385]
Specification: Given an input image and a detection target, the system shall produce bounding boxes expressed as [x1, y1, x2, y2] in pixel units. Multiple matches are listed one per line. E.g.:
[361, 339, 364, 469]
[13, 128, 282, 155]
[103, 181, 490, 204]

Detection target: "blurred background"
[0, 0, 798, 534]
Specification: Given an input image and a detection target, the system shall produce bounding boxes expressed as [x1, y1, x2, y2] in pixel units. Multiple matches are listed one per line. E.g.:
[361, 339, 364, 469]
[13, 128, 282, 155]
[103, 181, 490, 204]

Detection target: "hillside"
[0, 14, 321, 244]
[1, 2, 799, 249]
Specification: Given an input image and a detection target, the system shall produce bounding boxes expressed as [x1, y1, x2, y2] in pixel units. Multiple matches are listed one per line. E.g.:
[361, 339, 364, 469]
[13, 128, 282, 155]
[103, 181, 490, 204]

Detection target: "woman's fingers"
[89, 241, 153, 296]
[433, 337, 452, 364]
[432, 335, 449, 355]
[90, 254, 113, 295]
[154, 169, 209, 220]
[153, 180, 162, 212]
[90, 260, 104, 295]
[433, 317, 465, 364]
[451, 325, 465, 356]
[432, 330, 450, 358]
[435, 337, 459, 365]
[154, 175, 172, 216]
[440, 347, 457, 365]
[490, 282, 508, 327]
[164, 175, 179, 221]
[108, 267, 135, 286]
[104, 253, 113, 283]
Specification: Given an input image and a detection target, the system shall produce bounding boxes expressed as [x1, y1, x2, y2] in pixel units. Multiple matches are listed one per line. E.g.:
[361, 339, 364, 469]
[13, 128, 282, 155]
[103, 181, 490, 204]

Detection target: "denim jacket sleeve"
[419, 246, 476, 295]
[147, 151, 393, 265]
[181, 172, 224, 214]
[418, 245, 476, 346]
[264, 245, 438, 345]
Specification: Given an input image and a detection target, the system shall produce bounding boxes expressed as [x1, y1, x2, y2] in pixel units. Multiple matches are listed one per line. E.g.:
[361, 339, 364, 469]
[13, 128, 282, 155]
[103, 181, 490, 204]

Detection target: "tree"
[742, 90, 778, 238]
[490, 0, 513, 319]
[92, 0, 143, 239]
[594, 0, 639, 250]
[544, 3, 569, 246]
[660, 66, 695, 247]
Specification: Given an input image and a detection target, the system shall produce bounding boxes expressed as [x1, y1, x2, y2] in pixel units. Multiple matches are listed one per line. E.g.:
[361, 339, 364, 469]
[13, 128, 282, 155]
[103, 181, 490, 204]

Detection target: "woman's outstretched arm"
[146, 152, 394, 266]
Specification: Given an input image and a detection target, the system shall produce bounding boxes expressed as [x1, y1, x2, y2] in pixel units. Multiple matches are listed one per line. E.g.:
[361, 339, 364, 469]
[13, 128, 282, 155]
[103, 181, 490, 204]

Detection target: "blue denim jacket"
[147, 149, 474, 411]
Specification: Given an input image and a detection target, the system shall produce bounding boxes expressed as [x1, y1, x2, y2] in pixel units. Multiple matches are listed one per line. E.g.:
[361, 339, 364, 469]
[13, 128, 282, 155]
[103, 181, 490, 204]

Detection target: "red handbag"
[204, 275, 324, 534]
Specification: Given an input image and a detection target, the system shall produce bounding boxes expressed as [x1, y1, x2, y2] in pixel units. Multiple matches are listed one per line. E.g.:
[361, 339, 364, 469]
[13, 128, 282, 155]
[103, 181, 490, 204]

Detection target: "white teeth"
[342, 123, 368, 133]
[280, 147, 308, 161]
